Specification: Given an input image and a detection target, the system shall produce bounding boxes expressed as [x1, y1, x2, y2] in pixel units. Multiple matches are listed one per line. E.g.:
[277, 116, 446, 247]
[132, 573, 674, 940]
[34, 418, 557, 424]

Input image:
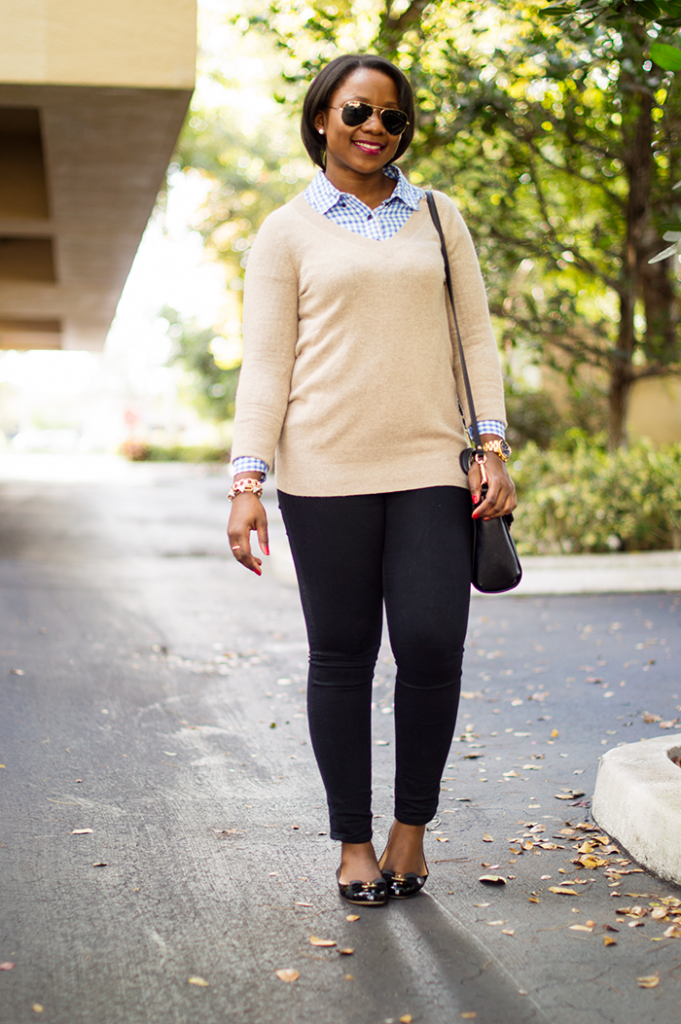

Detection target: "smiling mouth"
[353, 140, 384, 154]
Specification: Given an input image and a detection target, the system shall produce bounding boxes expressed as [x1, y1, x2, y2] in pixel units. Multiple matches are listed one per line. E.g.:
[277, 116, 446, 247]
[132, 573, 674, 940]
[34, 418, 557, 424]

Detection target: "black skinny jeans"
[278, 485, 473, 843]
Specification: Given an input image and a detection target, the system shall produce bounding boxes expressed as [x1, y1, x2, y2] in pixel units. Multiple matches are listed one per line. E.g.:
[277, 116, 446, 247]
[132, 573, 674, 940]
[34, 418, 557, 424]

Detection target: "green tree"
[162, 305, 241, 422]
[223, 0, 681, 446]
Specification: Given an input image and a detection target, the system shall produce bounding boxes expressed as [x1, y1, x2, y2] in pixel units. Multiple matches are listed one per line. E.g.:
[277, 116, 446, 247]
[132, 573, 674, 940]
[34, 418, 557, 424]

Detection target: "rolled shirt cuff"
[232, 456, 269, 482]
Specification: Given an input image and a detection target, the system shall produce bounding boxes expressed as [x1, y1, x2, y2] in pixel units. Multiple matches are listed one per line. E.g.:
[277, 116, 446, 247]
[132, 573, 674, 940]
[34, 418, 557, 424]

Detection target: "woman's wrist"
[228, 476, 264, 501]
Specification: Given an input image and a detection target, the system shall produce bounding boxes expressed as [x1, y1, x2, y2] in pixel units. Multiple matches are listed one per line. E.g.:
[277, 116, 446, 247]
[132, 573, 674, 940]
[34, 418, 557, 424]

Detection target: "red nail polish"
[472, 495, 479, 505]
[263, 544, 270, 556]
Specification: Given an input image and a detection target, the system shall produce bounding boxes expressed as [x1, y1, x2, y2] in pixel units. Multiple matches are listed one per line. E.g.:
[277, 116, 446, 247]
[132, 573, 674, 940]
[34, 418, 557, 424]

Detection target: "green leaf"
[635, 0, 661, 20]
[650, 42, 681, 70]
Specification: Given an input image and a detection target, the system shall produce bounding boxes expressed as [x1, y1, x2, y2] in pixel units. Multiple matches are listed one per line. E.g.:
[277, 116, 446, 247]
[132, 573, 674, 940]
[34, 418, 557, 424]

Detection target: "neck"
[323, 164, 396, 209]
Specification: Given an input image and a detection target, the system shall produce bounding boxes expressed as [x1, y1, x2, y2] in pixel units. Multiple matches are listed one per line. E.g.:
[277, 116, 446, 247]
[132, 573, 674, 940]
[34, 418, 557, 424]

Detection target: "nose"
[362, 108, 384, 132]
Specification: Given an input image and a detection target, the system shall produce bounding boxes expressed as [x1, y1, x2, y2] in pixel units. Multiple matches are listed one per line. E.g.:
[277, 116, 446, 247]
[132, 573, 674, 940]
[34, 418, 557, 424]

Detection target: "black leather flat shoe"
[336, 869, 388, 906]
[379, 866, 428, 899]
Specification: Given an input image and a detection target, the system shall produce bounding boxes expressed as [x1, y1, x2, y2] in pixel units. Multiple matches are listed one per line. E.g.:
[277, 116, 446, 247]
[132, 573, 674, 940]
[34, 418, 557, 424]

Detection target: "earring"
[318, 128, 324, 134]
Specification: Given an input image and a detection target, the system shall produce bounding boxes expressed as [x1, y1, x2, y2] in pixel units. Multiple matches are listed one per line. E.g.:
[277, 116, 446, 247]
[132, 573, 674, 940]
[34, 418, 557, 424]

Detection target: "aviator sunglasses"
[330, 100, 410, 137]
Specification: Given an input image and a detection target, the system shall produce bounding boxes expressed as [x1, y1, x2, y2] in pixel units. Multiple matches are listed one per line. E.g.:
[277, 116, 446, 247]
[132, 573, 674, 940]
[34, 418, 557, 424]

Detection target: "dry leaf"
[346, 914, 360, 922]
[71, 829, 93, 835]
[399, 1016, 413, 1023]
[436, 836, 450, 843]
[295, 902, 312, 908]
[574, 855, 609, 869]
[479, 874, 506, 885]
[663, 924, 681, 938]
[461, 1014, 477, 1019]
[554, 790, 585, 801]
[32, 1005, 43, 1014]
[188, 976, 209, 987]
[92, 861, 107, 868]
[637, 973, 659, 989]
[642, 712, 662, 723]
[550, 729, 559, 738]
[569, 924, 593, 932]
[660, 719, 679, 729]
[650, 907, 668, 921]
[603, 937, 617, 947]
[338, 948, 354, 956]
[309, 936, 336, 947]
[502, 929, 515, 936]
[344, 974, 354, 980]
[482, 833, 494, 843]
[0, 963, 15, 970]
[549, 887, 578, 895]
[275, 969, 299, 983]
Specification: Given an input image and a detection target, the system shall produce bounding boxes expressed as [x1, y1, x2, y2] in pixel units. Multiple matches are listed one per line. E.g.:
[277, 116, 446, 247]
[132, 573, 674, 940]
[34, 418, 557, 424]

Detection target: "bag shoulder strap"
[426, 190, 483, 452]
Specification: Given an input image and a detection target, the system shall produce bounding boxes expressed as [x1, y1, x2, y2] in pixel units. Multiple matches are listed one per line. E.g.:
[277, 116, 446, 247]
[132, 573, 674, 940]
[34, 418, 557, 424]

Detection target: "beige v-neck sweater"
[231, 190, 506, 496]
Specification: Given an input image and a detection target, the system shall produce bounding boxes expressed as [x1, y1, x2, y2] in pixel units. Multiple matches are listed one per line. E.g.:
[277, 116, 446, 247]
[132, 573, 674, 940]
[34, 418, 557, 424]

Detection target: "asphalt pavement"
[0, 455, 680, 1024]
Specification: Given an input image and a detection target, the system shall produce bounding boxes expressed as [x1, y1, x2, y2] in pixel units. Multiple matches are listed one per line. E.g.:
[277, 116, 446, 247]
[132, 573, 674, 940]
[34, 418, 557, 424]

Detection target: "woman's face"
[315, 68, 403, 178]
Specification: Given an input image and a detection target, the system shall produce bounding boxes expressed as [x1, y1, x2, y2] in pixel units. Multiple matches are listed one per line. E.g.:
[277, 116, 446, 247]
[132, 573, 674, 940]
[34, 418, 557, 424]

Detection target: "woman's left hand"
[468, 453, 517, 520]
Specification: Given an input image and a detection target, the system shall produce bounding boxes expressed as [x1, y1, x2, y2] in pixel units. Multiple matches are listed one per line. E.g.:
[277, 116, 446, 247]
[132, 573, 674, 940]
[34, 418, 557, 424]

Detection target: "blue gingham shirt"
[233, 166, 505, 479]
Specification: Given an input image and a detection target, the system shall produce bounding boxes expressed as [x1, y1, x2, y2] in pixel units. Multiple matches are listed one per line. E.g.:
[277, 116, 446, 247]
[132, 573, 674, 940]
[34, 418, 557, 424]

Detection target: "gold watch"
[481, 438, 512, 463]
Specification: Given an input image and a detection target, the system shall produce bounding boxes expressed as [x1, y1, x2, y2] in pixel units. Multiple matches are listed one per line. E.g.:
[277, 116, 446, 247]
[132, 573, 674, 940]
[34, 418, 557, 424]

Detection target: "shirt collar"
[307, 165, 423, 214]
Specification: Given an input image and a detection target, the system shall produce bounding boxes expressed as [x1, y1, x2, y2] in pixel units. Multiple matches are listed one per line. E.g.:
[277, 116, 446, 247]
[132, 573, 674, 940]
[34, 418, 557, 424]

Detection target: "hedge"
[511, 432, 681, 555]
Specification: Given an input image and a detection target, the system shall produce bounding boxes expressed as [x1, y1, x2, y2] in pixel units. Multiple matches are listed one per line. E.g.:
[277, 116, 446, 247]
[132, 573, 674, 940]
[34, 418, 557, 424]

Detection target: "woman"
[227, 54, 516, 906]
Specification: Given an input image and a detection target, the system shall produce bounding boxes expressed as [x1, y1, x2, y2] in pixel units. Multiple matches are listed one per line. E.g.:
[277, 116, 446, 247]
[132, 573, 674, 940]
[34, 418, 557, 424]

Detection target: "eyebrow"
[343, 94, 401, 108]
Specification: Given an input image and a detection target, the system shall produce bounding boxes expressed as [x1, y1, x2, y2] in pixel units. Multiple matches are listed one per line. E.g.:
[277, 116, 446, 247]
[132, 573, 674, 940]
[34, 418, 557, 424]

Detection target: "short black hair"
[301, 54, 416, 169]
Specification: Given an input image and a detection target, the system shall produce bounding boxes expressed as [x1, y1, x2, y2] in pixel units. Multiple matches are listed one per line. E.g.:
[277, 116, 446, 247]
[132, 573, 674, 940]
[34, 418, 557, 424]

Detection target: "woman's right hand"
[227, 493, 269, 576]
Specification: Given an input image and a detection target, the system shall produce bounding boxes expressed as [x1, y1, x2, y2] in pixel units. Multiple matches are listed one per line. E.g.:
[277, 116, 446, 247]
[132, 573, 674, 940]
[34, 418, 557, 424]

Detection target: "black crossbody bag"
[426, 191, 522, 594]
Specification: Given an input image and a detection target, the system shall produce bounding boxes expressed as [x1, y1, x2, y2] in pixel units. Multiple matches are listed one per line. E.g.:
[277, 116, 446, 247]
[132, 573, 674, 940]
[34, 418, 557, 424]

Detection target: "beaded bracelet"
[228, 478, 264, 501]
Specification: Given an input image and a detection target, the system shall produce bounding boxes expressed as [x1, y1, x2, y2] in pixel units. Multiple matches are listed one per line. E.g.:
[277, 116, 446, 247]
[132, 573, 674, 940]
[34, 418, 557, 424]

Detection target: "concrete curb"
[592, 737, 681, 886]
[513, 551, 681, 595]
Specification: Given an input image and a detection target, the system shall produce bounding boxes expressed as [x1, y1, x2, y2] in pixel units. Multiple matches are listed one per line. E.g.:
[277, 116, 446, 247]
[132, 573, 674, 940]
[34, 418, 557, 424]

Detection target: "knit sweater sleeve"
[431, 191, 507, 430]
[230, 208, 299, 468]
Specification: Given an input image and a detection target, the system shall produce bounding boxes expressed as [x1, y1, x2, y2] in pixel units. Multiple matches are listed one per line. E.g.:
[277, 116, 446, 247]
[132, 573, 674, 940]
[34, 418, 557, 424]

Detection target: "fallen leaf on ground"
[338, 948, 354, 956]
[275, 969, 299, 983]
[32, 1005, 43, 1013]
[550, 729, 559, 738]
[346, 914, 360, 922]
[650, 907, 667, 921]
[295, 902, 312, 907]
[569, 924, 593, 933]
[344, 974, 354, 980]
[399, 1015, 413, 1023]
[71, 829, 93, 835]
[549, 887, 578, 895]
[482, 833, 494, 842]
[573, 855, 609, 869]
[502, 929, 515, 936]
[188, 976, 209, 987]
[461, 1014, 477, 1019]
[436, 837, 449, 843]
[637, 973, 659, 989]
[479, 875, 506, 885]
[642, 712, 662, 723]
[603, 937, 617, 947]
[555, 790, 585, 801]
[660, 719, 679, 729]
[0, 963, 15, 970]
[92, 861, 107, 868]
[309, 936, 336, 947]
[9, 669, 24, 675]
[663, 924, 681, 938]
